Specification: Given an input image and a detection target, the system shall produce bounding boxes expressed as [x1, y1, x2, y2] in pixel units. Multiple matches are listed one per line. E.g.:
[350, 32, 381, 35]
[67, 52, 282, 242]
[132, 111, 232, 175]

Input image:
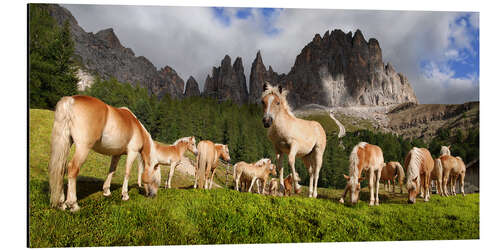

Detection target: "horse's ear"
[343, 174, 350, 180]
[278, 85, 283, 94]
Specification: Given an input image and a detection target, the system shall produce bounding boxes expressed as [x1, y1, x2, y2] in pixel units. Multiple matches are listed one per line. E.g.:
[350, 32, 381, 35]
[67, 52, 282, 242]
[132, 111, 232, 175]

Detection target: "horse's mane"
[349, 142, 368, 180]
[254, 158, 270, 167]
[440, 146, 451, 156]
[261, 84, 294, 117]
[406, 147, 423, 186]
[173, 137, 191, 145]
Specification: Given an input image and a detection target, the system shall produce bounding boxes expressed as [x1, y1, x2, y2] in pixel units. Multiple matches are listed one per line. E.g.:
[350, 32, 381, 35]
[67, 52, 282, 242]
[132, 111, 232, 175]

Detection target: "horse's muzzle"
[407, 199, 415, 204]
[262, 117, 273, 128]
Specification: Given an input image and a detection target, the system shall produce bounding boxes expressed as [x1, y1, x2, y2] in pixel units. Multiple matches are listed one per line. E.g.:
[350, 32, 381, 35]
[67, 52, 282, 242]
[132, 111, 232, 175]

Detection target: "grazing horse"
[340, 142, 384, 206]
[267, 178, 279, 196]
[261, 83, 327, 198]
[404, 147, 434, 204]
[381, 161, 405, 193]
[137, 136, 198, 189]
[48, 95, 161, 211]
[283, 173, 302, 196]
[436, 145, 466, 196]
[194, 140, 230, 189]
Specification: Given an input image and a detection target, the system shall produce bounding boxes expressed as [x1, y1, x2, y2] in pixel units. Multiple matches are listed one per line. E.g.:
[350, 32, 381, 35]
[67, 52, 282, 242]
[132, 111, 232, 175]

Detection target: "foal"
[194, 140, 230, 189]
[137, 136, 198, 189]
[283, 173, 302, 196]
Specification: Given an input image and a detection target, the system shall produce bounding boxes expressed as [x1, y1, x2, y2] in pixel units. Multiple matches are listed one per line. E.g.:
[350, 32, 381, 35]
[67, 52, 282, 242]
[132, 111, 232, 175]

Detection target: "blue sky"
[65, 5, 479, 104]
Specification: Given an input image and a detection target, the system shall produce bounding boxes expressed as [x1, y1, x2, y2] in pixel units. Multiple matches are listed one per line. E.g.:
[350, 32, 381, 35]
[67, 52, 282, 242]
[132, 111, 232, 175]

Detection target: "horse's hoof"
[103, 189, 111, 197]
[339, 198, 344, 204]
[57, 203, 67, 211]
[375, 201, 379, 206]
[369, 201, 374, 206]
[122, 194, 129, 201]
[69, 204, 80, 212]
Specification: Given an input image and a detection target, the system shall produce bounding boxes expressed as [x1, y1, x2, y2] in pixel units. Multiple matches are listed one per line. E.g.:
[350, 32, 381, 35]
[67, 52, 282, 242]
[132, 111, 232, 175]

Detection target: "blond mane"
[261, 84, 294, 117]
[406, 147, 423, 187]
[254, 158, 270, 167]
[349, 142, 368, 180]
[173, 136, 191, 145]
[440, 146, 451, 156]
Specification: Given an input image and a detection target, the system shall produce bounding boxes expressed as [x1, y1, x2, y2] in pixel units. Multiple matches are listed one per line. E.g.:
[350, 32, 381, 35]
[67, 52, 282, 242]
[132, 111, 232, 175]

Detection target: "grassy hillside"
[29, 109, 479, 247]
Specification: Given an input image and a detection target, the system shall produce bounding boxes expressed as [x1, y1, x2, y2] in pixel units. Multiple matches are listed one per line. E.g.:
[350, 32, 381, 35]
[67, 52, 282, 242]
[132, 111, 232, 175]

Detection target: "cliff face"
[280, 29, 418, 108]
[46, 4, 184, 98]
[184, 76, 201, 97]
[203, 55, 249, 104]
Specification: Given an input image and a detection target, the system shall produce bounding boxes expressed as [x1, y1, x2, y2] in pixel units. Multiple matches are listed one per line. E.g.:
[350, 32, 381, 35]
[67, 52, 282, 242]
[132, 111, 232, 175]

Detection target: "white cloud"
[62, 4, 479, 104]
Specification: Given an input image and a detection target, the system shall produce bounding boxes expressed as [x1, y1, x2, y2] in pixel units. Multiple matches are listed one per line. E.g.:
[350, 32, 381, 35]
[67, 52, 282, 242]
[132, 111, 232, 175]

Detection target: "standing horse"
[380, 161, 405, 193]
[404, 147, 434, 204]
[436, 145, 466, 196]
[261, 83, 327, 198]
[194, 140, 230, 189]
[233, 159, 272, 192]
[48, 95, 161, 211]
[137, 136, 198, 189]
[340, 142, 384, 206]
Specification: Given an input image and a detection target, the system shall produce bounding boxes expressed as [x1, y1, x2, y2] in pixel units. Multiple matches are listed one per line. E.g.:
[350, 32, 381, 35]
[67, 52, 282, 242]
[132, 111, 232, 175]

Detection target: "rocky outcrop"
[46, 4, 184, 98]
[279, 29, 418, 108]
[184, 76, 201, 97]
[203, 55, 249, 104]
[249, 51, 285, 103]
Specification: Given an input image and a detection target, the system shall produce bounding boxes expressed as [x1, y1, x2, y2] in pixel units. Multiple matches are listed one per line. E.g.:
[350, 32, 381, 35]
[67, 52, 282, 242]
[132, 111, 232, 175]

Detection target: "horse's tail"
[435, 158, 443, 178]
[48, 96, 74, 208]
[396, 162, 405, 182]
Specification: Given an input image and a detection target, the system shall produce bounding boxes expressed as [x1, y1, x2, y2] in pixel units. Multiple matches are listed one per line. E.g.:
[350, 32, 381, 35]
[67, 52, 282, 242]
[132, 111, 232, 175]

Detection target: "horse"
[380, 161, 405, 193]
[283, 173, 302, 196]
[234, 159, 266, 192]
[194, 140, 230, 189]
[267, 178, 279, 196]
[48, 95, 161, 211]
[404, 147, 434, 204]
[137, 136, 198, 189]
[261, 83, 327, 198]
[339, 142, 384, 206]
[435, 145, 466, 196]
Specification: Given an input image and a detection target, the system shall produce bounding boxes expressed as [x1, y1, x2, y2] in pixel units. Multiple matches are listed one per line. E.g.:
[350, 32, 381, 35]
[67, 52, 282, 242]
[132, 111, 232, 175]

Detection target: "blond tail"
[396, 162, 405, 183]
[48, 96, 74, 208]
[195, 144, 206, 189]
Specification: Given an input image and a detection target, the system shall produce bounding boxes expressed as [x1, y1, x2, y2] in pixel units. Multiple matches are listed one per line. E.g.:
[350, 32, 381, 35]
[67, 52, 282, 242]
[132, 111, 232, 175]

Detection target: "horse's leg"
[288, 144, 299, 193]
[375, 168, 381, 205]
[235, 172, 240, 191]
[424, 172, 431, 202]
[248, 177, 257, 193]
[460, 172, 466, 196]
[256, 179, 261, 194]
[209, 165, 217, 189]
[369, 168, 375, 206]
[65, 145, 90, 212]
[276, 153, 284, 192]
[443, 169, 450, 196]
[137, 154, 143, 187]
[121, 151, 138, 201]
[103, 155, 120, 196]
[203, 162, 211, 189]
[339, 183, 349, 204]
[313, 150, 323, 198]
[166, 162, 178, 189]
[304, 158, 314, 197]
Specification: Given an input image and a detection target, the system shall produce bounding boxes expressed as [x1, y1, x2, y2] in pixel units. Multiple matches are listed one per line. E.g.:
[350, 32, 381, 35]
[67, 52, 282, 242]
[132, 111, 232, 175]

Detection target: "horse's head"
[343, 174, 364, 204]
[261, 83, 285, 128]
[187, 136, 198, 156]
[141, 161, 160, 198]
[406, 175, 420, 204]
[270, 163, 277, 176]
[440, 145, 451, 156]
[218, 144, 230, 162]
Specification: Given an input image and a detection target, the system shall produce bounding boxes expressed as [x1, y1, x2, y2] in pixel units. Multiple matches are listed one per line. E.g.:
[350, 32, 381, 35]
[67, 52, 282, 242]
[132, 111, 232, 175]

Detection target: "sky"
[62, 4, 479, 104]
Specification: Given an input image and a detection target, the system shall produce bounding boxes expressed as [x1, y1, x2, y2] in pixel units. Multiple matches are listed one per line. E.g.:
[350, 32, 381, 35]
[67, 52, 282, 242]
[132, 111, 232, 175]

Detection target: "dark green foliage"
[429, 127, 479, 163]
[82, 79, 479, 189]
[29, 4, 78, 109]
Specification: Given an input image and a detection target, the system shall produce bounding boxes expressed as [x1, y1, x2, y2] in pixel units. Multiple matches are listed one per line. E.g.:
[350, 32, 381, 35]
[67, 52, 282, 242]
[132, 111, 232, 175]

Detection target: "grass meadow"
[29, 109, 479, 247]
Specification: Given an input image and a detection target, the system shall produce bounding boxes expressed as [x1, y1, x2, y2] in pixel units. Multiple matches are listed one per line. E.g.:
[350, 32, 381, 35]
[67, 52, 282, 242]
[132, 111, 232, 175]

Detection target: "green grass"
[300, 111, 375, 135]
[29, 109, 479, 247]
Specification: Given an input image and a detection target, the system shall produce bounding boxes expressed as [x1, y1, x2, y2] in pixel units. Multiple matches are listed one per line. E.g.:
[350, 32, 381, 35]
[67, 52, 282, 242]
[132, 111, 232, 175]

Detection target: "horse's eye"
[276, 101, 280, 105]
[261, 101, 265, 105]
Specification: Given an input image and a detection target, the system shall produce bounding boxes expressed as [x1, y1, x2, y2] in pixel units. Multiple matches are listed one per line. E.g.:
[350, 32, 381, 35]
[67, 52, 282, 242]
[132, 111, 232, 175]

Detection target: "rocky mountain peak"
[249, 51, 285, 103]
[203, 55, 249, 104]
[184, 76, 201, 97]
[95, 28, 123, 49]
